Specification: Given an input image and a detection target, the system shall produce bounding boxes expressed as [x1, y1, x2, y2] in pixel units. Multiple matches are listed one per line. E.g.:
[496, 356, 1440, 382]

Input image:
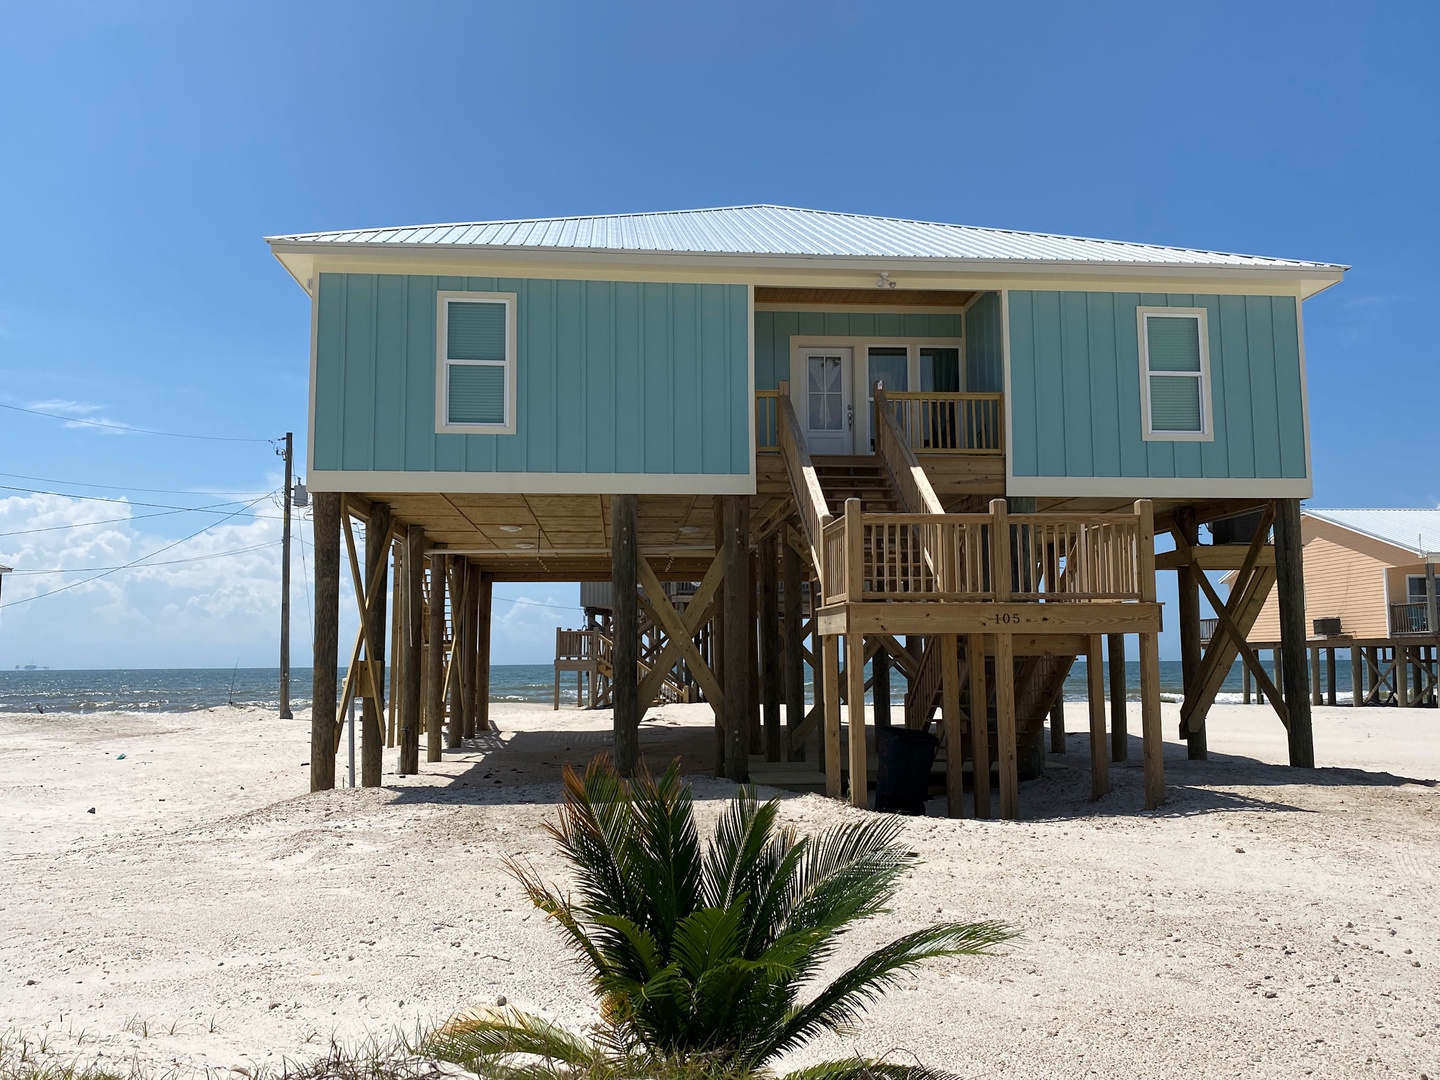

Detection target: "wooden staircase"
[813, 456, 905, 515]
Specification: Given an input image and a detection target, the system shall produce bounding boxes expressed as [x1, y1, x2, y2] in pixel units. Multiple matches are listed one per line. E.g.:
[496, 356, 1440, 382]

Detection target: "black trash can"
[874, 727, 939, 815]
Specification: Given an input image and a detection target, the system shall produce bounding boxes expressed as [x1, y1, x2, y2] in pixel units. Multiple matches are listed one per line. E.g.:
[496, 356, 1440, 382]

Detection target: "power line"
[0, 483, 282, 518]
[7, 541, 280, 575]
[0, 494, 273, 610]
[0, 471, 273, 498]
[0, 401, 273, 443]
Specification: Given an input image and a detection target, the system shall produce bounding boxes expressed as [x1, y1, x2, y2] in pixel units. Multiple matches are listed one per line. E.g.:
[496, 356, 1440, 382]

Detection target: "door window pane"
[808, 356, 843, 431]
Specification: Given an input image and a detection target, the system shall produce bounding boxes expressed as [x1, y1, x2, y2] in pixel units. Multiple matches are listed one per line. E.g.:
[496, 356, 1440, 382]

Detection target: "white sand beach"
[0, 700, 1437, 1078]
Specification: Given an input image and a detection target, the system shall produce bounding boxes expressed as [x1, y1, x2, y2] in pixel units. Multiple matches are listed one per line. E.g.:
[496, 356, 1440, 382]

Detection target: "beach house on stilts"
[267, 205, 1345, 817]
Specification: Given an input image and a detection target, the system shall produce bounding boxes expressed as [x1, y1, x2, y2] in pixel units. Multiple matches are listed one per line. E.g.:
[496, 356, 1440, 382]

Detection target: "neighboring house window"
[436, 292, 516, 434]
[1139, 308, 1212, 440]
[1408, 575, 1434, 604]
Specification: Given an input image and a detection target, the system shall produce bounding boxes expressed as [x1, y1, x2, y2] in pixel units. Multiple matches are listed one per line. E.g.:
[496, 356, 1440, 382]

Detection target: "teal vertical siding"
[963, 293, 1003, 392]
[752, 310, 963, 390]
[313, 274, 751, 477]
[1007, 291, 1306, 481]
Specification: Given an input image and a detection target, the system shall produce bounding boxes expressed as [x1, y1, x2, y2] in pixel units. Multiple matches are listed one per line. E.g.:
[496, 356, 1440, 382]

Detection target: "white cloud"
[25, 399, 136, 435]
[0, 492, 581, 669]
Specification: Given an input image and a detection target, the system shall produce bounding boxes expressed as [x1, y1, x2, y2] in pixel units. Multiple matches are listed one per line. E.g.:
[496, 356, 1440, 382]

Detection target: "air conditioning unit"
[1313, 617, 1342, 637]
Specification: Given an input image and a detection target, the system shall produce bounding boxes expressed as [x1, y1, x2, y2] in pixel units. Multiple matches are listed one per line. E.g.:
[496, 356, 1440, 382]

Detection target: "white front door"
[799, 348, 853, 455]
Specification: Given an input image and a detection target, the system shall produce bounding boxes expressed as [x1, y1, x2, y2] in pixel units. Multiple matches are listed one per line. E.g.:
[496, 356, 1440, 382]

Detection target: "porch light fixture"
[679, 525, 700, 534]
[499, 525, 523, 533]
[515, 541, 537, 549]
[876, 272, 896, 289]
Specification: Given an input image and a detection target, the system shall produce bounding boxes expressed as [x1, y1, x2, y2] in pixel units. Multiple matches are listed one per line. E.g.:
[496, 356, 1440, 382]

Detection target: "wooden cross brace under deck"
[633, 549, 726, 717]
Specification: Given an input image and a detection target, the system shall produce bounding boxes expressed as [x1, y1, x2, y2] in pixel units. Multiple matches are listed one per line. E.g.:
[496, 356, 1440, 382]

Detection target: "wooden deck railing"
[756, 389, 780, 452]
[1390, 602, 1432, 635]
[821, 501, 1147, 606]
[883, 392, 1004, 455]
[777, 385, 834, 565]
[1200, 617, 1219, 644]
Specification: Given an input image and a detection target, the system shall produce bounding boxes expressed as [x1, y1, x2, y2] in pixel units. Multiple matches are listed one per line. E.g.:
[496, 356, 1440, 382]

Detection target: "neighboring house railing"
[555, 628, 602, 662]
[1390, 602, 1432, 635]
[1200, 617, 1219, 645]
[881, 391, 1005, 455]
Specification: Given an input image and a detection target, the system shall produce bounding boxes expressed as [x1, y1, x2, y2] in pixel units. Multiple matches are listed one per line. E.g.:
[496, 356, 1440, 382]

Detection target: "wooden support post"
[1136, 499, 1164, 809]
[1351, 645, 1365, 708]
[822, 635, 841, 798]
[939, 634, 964, 817]
[1108, 633, 1127, 761]
[1310, 646, 1323, 707]
[460, 567, 478, 739]
[1049, 698, 1065, 753]
[1243, 662, 1252, 704]
[722, 495, 751, 782]
[310, 491, 340, 792]
[361, 502, 391, 787]
[1274, 498, 1314, 767]
[1397, 645, 1411, 708]
[1087, 634, 1109, 799]
[748, 550, 761, 755]
[760, 533, 782, 762]
[387, 542, 400, 748]
[612, 494, 640, 777]
[712, 497, 726, 776]
[425, 555, 445, 762]
[846, 632, 868, 808]
[873, 647, 892, 728]
[1270, 648, 1281, 706]
[398, 524, 424, 775]
[1326, 647, 1337, 706]
[1175, 508, 1206, 759]
[446, 561, 465, 749]
[782, 534, 805, 762]
[476, 572, 492, 733]
[967, 634, 992, 819]
[812, 590, 826, 772]
[993, 632, 1018, 820]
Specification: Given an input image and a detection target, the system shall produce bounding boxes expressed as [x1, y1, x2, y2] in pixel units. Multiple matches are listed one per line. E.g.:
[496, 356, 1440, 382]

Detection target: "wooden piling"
[967, 633, 992, 820]
[398, 524, 424, 775]
[445, 561, 465, 749]
[1326, 647, 1337, 706]
[721, 495, 751, 783]
[425, 554, 445, 762]
[759, 533, 782, 762]
[994, 632, 1018, 820]
[782, 534, 805, 762]
[1274, 498, 1315, 767]
[361, 502, 391, 787]
[1310, 646, 1323, 707]
[476, 572, 492, 733]
[1087, 634, 1109, 799]
[1049, 697, 1065, 753]
[310, 491, 340, 792]
[846, 632, 868, 809]
[1136, 499, 1164, 810]
[939, 634, 964, 817]
[1107, 633, 1127, 761]
[1351, 646, 1365, 708]
[1175, 508, 1206, 759]
[822, 634, 841, 798]
[459, 566, 477, 739]
[611, 494, 640, 777]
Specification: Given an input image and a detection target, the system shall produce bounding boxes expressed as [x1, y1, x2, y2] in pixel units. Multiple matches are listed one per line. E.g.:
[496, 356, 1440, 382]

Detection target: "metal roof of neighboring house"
[1306, 509, 1440, 558]
[266, 204, 1345, 272]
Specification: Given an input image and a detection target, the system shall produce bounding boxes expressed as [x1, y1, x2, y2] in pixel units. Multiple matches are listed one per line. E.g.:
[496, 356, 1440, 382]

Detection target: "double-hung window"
[437, 292, 516, 434]
[1139, 308, 1212, 440]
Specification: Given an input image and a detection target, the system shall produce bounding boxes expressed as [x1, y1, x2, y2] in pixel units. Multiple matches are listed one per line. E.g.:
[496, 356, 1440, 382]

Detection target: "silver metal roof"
[266, 204, 1344, 271]
[1307, 509, 1440, 557]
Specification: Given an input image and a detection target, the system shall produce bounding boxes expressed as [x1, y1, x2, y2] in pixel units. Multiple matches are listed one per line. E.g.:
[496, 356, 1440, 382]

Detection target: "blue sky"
[0, 1, 1435, 668]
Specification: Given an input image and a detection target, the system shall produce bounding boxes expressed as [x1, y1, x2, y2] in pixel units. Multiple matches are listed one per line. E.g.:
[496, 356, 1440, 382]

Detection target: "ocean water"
[0, 656, 1349, 715]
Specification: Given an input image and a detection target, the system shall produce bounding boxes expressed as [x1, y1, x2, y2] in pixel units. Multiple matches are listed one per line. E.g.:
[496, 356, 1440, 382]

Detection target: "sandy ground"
[1, 699, 1438, 1079]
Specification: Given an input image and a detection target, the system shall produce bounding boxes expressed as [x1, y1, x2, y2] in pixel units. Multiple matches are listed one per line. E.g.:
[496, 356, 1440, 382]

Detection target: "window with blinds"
[437, 293, 516, 433]
[1139, 309, 1211, 440]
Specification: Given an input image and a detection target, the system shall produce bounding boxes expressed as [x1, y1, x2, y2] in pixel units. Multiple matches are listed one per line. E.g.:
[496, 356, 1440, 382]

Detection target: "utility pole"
[279, 432, 294, 720]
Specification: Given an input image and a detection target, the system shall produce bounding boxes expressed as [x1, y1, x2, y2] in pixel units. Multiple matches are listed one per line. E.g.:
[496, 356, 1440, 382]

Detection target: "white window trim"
[1138, 306, 1214, 442]
[436, 291, 518, 435]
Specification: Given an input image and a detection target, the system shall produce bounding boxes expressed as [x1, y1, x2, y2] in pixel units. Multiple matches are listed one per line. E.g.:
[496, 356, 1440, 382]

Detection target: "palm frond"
[783, 1057, 961, 1080]
[426, 1006, 599, 1069]
[703, 786, 781, 910]
[627, 762, 705, 951]
[766, 921, 1017, 1062]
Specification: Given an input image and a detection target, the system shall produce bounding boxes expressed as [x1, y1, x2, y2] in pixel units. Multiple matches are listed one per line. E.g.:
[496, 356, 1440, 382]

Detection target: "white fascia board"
[267, 242, 1345, 297]
[306, 469, 757, 496]
[1006, 475, 1315, 500]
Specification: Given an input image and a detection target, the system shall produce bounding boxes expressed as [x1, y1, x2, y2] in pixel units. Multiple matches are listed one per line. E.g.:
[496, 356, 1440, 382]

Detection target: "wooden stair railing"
[873, 387, 945, 516]
[777, 385, 834, 570]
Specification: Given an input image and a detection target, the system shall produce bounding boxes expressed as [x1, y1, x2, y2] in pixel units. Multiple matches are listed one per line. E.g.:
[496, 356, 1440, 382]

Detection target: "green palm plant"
[428, 756, 1015, 1080]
